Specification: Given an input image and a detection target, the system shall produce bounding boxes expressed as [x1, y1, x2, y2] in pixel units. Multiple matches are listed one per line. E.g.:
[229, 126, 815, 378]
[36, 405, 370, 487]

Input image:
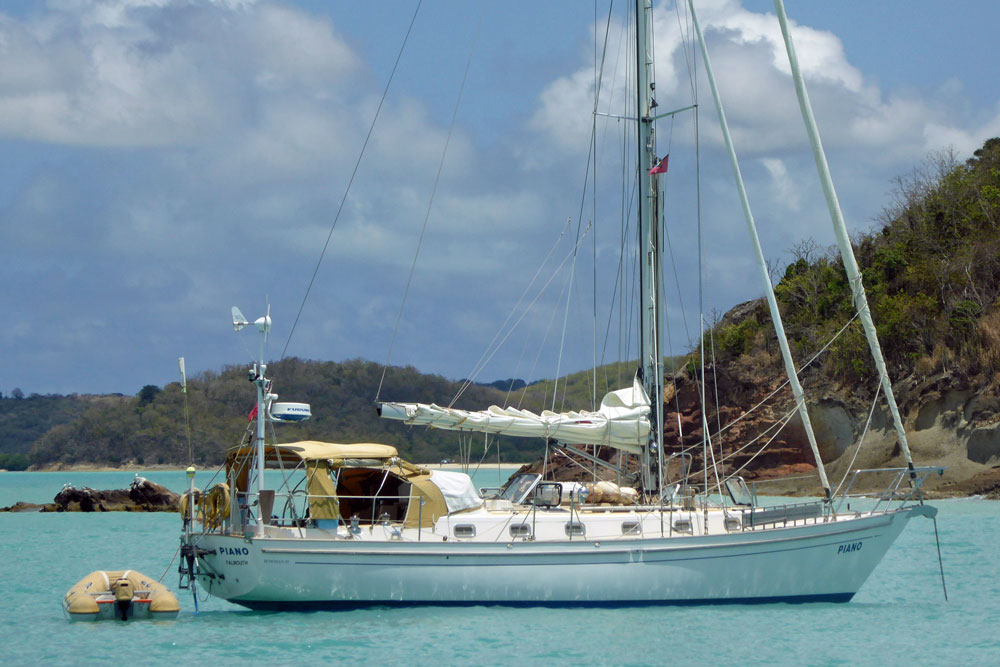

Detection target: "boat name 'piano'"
[837, 542, 863, 555]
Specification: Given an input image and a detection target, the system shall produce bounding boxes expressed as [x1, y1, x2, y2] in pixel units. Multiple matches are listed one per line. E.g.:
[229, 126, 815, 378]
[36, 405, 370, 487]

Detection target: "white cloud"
[529, 0, 984, 163]
[758, 157, 799, 211]
[0, 0, 359, 147]
[3, 1, 998, 395]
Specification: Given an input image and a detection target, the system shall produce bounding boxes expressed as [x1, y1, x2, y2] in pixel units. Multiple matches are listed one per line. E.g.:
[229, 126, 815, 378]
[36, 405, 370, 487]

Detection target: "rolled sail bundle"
[378, 379, 651, 455]
[584, 481, 639, 505]
[63, 570, 180, 621]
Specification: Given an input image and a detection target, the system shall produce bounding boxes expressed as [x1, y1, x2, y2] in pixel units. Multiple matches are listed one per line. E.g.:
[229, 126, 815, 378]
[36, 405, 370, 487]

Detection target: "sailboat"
[179, 0, 943, 607]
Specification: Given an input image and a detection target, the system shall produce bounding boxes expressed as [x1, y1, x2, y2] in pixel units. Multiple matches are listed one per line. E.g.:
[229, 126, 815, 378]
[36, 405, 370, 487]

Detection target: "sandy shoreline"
[17, 462, 529, 473]
[9, 462, 994, 499]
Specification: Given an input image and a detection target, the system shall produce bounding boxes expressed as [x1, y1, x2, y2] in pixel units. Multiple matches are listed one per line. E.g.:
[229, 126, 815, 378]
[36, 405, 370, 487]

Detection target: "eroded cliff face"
[529, 362, 1000, 498]
[670, 360, 1000, 496]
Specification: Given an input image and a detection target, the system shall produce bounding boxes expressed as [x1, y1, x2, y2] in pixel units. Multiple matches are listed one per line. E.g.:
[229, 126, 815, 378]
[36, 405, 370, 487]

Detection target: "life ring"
[179, 489, 202, 523]
[202, 483, 231, 529]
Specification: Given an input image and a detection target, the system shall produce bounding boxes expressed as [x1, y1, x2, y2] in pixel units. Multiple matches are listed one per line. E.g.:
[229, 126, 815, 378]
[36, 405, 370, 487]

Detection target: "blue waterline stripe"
[233, 592, 856, 611]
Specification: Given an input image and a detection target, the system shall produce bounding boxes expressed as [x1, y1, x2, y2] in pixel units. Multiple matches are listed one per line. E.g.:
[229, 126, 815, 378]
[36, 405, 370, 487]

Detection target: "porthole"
[565, 521, 586, 537]
[454, 524, 476, 538]
[621, 521, 641, 535]
[509, 523, 531, 538]
[673, 519, 693, 534]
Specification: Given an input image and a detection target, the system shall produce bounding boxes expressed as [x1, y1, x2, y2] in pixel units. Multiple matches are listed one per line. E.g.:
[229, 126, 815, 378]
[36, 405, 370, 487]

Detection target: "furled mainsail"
[378, 378, 651, 455]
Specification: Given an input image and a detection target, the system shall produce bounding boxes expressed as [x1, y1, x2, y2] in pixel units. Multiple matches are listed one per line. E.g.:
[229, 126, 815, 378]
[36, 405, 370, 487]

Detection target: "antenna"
[232, 306, 249, 332]
[178, 357, 194, 466]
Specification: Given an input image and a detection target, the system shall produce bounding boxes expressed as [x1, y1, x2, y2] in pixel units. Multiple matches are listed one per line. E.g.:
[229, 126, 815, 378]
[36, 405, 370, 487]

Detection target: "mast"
[773, 0, 916, 477]
[635, 0, 662, 492]
[232, 305, 272, 532]
[687, 0, 832, 500]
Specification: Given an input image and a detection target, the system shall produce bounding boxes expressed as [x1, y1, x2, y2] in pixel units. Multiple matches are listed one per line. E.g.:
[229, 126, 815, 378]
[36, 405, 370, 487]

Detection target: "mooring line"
[932, 516, 949, 601]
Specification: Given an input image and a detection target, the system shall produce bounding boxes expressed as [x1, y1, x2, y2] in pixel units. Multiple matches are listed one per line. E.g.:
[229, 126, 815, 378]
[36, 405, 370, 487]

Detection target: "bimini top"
[227, 441, 399, 465]
[225, 440, 482, 528]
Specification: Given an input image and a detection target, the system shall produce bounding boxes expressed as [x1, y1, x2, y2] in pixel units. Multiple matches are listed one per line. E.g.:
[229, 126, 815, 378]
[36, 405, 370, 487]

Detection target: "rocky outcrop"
[0, 476, 180, 512]
[525, 352, 1000, 497]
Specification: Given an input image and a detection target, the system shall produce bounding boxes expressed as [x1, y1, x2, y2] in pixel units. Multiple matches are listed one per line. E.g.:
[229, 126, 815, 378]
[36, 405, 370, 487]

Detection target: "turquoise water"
[1, 471, 996, 665]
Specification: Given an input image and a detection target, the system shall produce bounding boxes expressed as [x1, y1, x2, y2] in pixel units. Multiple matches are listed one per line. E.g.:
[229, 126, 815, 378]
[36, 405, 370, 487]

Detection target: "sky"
[2, 0, 999, 398]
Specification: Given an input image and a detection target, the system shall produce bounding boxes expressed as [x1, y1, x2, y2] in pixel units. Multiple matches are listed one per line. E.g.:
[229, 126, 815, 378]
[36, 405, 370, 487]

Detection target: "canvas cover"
[379, 377, 651, 454]
[228, 441, 400, 494]
[226, 441, 476, 528]
[227, 441, 399, 463]
[429, 470, 483, 513]
[305, 461, 340, 520]
[401, 471, 449, 528]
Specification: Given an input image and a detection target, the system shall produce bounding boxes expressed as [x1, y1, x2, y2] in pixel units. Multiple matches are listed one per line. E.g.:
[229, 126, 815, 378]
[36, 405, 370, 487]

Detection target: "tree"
[11, 388, 23, 400]
[137, 384, 161, 406]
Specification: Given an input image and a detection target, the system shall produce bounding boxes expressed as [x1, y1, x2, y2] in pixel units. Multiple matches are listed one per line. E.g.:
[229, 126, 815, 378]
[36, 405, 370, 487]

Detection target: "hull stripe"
[233, 592, 856, 610]
[285, 533, 882, 567]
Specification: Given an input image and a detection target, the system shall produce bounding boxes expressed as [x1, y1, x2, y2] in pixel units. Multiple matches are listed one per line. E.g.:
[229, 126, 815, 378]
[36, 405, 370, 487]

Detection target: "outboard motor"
[112, 577, 134, 621]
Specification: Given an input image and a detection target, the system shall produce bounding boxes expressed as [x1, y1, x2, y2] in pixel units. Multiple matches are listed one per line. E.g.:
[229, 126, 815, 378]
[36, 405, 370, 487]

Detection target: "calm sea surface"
[0, 470, 996, 665]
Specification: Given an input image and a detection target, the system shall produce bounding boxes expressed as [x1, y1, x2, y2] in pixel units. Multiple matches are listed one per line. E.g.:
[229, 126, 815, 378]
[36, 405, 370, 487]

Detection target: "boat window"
[621, 521, 641, 535]
[564, 521, 585, 537]
[725, 477, 755, 506]
[453, 524, 476, 538]
[335, 468, 410, 525]
[509, 523, 531, 538]
[673, 518, 693, 534]
[532, 482, 562, 507]
[500, 474, 541, 504]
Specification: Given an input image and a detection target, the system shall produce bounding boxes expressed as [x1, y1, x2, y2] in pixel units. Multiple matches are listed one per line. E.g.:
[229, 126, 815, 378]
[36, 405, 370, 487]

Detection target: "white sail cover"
[379, 378, 651, 455]
[429, 470, 483, 513]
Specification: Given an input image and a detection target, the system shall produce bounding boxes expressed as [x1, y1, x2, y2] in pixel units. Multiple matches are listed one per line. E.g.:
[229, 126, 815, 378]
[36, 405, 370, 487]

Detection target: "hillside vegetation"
[713, 138, 1000, 390]
[6, 357, 667, 469]
[0, 393, 93, 469]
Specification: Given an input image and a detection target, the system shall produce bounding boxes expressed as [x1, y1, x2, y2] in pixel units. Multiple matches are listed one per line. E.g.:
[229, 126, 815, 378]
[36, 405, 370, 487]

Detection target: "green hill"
[0, 393, 93, 469]
[711, 138, 1000, 390]
[14, 358, 666, 469]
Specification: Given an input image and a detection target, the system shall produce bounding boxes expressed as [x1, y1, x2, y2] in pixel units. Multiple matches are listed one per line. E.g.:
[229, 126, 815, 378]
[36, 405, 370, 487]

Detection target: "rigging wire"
[449, 217, 573, 406]
[280, 0, 423, 362]
[449, 2, 614, 409]
[517, 271, 574, 410]
[672, 312, 862, 485]
[693, 75, 708, 504]
[692, 401, 800, 482]
[592, 0, 598, 411]
[709, 324, 725, 489]
[831, 380, 883, 497]
[449, 221, 594, 407]
[552, 1, 617, 412]
[710, 313, 859, 440]
[376, 1, 487, 403]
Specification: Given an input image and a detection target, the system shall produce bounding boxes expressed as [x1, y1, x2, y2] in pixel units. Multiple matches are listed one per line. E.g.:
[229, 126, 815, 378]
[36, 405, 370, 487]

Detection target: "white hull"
[189, 506, 926, 608]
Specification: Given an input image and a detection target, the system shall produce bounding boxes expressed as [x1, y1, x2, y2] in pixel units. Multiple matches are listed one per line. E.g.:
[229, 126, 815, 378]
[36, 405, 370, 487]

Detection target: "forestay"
[378, 378, 650, 454]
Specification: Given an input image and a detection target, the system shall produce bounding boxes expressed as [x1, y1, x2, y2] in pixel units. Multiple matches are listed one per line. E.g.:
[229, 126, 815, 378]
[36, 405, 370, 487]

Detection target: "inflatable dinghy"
[63, 570, 180, 621]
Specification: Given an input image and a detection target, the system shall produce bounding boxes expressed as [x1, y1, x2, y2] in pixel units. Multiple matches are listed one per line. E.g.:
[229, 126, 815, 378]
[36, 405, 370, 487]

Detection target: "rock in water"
[129, 477, 180, 509]
[2, 501, 55, 512]
[50, 478, 180, 512]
